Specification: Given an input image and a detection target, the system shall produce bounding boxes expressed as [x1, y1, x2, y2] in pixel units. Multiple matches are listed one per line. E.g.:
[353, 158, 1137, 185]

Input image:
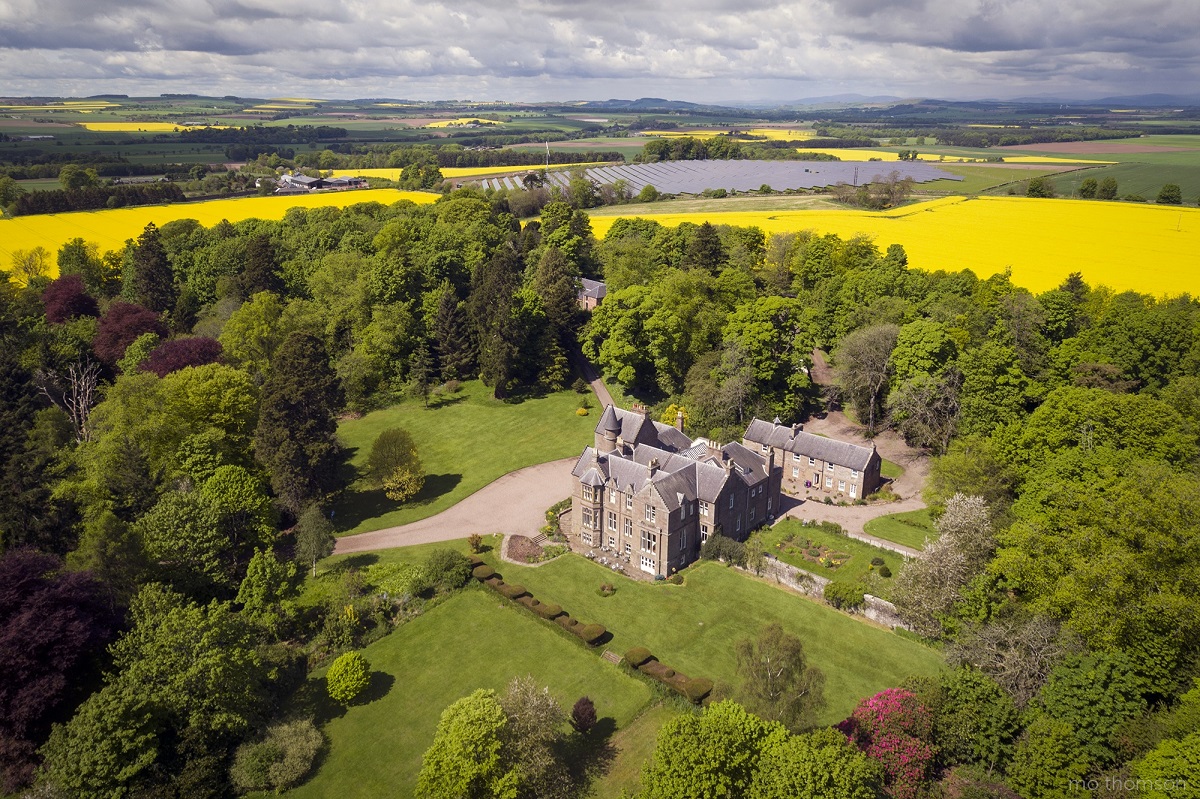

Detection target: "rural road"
[333, 457, 579, 554]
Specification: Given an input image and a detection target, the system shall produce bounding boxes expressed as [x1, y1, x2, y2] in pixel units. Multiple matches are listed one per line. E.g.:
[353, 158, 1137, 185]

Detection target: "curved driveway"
[334, 457, 579, 554]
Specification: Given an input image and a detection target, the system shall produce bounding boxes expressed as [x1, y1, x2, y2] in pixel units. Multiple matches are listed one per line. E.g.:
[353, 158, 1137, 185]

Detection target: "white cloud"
[0, 0, 1195, 100]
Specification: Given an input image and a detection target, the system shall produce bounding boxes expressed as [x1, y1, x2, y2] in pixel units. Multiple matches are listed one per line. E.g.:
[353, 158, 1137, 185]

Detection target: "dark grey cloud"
[0, 0, 1194, 101]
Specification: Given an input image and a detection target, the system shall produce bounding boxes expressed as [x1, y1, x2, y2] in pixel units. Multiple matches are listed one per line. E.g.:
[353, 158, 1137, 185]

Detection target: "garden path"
[333, 457, 578, 554]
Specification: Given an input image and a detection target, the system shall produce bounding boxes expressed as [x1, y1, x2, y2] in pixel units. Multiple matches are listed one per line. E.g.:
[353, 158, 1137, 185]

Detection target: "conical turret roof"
[599, 404, 622, 434]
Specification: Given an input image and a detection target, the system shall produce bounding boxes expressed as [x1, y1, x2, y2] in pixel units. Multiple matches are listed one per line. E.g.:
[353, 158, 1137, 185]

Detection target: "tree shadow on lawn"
[290, 671, 396, 727]
[561, 717, 619, 789]
[333, 473, 463, 532]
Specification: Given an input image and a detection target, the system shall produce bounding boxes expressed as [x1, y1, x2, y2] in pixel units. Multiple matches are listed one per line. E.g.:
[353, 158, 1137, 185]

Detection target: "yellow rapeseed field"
[75, 122, 233, 132]
[0, 190, 438, 273]
[588, 197, 1200, 295]
[794, 148, 1105, 164]
[425, 118, 498, 128]
[742, 128, 815, 140]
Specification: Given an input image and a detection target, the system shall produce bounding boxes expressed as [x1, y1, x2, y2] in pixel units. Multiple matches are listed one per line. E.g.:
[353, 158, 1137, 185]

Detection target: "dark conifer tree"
[469, 245, 522, 399]
[432, 283, 475, 382]
[530, 246, 581, 347]
[236, 234, 283, 298]
[253, 332, 344, 514]
[684, 221, 726, 274]
[128, 223, 176, 314]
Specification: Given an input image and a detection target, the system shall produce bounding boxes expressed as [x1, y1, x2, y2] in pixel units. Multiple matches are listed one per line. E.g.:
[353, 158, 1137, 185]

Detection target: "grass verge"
[863, 508, 938, 550]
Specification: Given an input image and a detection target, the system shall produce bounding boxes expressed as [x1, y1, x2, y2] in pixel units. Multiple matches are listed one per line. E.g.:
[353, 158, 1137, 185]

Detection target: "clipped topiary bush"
[485, 576, 503, 588]
[326, 651, 371, 704]
[624, 647, 653, 667]
[498, 583, 527, 599]
[576, 623, 606, 645]
[556, 615, 579, 630]
[682, 678, 714, 703]
[534, 603, 563, 619]
[879, 565, 892, 578]
[517, 595, 538, 609]
[472, 564, 495, 580]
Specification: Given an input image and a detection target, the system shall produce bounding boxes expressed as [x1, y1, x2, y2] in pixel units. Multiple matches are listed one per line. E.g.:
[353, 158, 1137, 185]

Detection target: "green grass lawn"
[591, 703, 680, 798]
[759, 519, 906, 601]
[880, 458, 905, 480]
[286, 587, 654, 799]
[919, 164, 1074, 194]
[332, 380, 595, 534]
[863, 508, 938, 550]
[478, 554, 943, 724]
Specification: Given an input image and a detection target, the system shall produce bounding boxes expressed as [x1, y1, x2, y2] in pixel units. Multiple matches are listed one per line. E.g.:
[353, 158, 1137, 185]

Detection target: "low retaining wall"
[736, 557, 911, 631]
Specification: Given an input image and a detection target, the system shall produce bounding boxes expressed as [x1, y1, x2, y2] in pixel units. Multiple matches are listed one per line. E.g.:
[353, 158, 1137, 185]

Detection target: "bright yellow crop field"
[794, 148, 1105, 164]
[425, 118, 498, 127]
[75, 122, 233, 132]
[743, 128, 815, 140]
[0, 190, 438, 272]
[589, 197, 1200, 295]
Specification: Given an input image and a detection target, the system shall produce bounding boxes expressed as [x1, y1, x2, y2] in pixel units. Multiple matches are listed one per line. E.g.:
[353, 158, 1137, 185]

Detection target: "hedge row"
[475, 564, 606, 647]
[623, 647, 713, 704]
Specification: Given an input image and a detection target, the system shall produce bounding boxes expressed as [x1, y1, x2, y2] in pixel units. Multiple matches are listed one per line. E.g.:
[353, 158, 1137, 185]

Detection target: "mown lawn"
[864, 508, 938, 550]
[479, 554, 944, 724]
[758, 519, 906, 601]
[286, 587, 654, 799]
[591, 703, 680, 798]
[333, 380, 595, 534]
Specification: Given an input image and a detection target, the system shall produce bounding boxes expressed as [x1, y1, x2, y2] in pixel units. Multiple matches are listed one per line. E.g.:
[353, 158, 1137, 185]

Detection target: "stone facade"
[571, 404, 782, 577]
[743, 417, 882, 500]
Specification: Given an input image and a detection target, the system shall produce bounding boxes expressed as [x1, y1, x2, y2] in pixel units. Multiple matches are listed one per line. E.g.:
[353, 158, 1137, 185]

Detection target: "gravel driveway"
[333, 457, 579, 554]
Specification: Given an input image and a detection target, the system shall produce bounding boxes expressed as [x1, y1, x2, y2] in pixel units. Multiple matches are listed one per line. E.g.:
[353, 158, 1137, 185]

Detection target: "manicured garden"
[333, 380, 595, 534]
[478, 551, 943, 724]
[863, 508, 939, 550]
[759, 518, 907, 600]
[286, 587, 654, 799]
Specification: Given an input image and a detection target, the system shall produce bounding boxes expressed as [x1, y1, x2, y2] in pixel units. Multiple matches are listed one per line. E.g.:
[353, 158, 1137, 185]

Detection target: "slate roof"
[743, 417, 877, 471]
[579, 278, 607, 300]
[592, 405, 691, 451]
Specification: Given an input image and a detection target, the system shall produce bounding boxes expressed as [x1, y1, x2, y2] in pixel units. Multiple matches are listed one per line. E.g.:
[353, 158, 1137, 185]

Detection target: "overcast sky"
[1, 0, 1195, 103]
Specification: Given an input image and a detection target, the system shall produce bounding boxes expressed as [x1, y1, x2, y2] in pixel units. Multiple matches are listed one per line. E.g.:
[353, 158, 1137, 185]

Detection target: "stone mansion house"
[570, 405, 882, 577]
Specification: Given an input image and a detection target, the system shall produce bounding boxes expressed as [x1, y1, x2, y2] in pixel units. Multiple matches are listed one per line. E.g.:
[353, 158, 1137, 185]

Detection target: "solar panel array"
[477, 160, 962, 194]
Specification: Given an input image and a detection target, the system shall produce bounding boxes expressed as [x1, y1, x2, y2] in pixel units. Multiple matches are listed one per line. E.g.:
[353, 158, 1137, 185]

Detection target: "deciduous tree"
[735, 623, 826, 732]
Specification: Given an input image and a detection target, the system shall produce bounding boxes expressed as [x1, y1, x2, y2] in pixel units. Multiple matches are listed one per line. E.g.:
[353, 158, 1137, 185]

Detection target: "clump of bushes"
[424, 548, 471, 591]
[557, 615, 578, 631]
[878, 565, 892, 578]
[667, 573, 683, 585]
[598, 582, 616, 597]
[824, 581, 868, 611]
[700, 533, 746, 567]
[870, 557, 885, 566]
[576, 407, 589, 416]
[230, 719, 324, 793]
[498, 583, 528, 599]
[472, 564, 495, 580]
[534, 602, 562, 619]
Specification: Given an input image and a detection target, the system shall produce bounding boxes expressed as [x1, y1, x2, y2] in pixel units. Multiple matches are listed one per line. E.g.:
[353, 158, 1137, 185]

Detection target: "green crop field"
[333, 380, 596, 534]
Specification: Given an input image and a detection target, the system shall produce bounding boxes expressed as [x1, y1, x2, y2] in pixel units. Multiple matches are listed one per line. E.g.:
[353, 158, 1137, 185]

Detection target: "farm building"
[578, 277, 606, 310]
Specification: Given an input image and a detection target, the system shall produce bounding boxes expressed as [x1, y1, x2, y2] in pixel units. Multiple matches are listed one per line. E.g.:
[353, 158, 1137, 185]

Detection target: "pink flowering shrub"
[838, 689, 936, 799]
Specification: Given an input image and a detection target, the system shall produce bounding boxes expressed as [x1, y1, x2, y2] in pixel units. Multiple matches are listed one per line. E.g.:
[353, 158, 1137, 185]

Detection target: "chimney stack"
[648, 457, 659, 476]
[676, 409, 685, 431]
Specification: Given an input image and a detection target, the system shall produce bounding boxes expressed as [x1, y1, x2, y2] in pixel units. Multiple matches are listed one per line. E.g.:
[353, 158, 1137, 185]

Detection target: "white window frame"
[582, 508, 593, 529]
[826, 462, 834, 472]
[838, 480, 846, 493]
[607, 511, 617, 531]
[701, 524, 710, 542]
[582, 485, 593, 501]
[625, 494, 633, 510]
[645, 505, 656, 523]
[624, 518, 633, 537]
[640, 555, 656, 574]
[792, 452, 801, 461]
[825, 476, 833, 489]
[700, 501, 709, 516]
[609, 489, 616, 504]
[851, 469, 859, 479]
[792, 466, 799, 477]
[760, 443, 769, 453]
[640, 530, 657, 552]
[808, 457, 816, 466]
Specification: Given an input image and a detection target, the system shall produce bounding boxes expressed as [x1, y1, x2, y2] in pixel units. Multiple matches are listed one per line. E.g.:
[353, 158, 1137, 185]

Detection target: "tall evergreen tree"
[432, 283, 475, 381]
[529, 246, 580, 346]
[253, 333, 344, 514]
[685, 221, 726, 273]
[127, 223, 177, 314]
[470, 245, 522, 399]
[236, 234, 283, 298]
